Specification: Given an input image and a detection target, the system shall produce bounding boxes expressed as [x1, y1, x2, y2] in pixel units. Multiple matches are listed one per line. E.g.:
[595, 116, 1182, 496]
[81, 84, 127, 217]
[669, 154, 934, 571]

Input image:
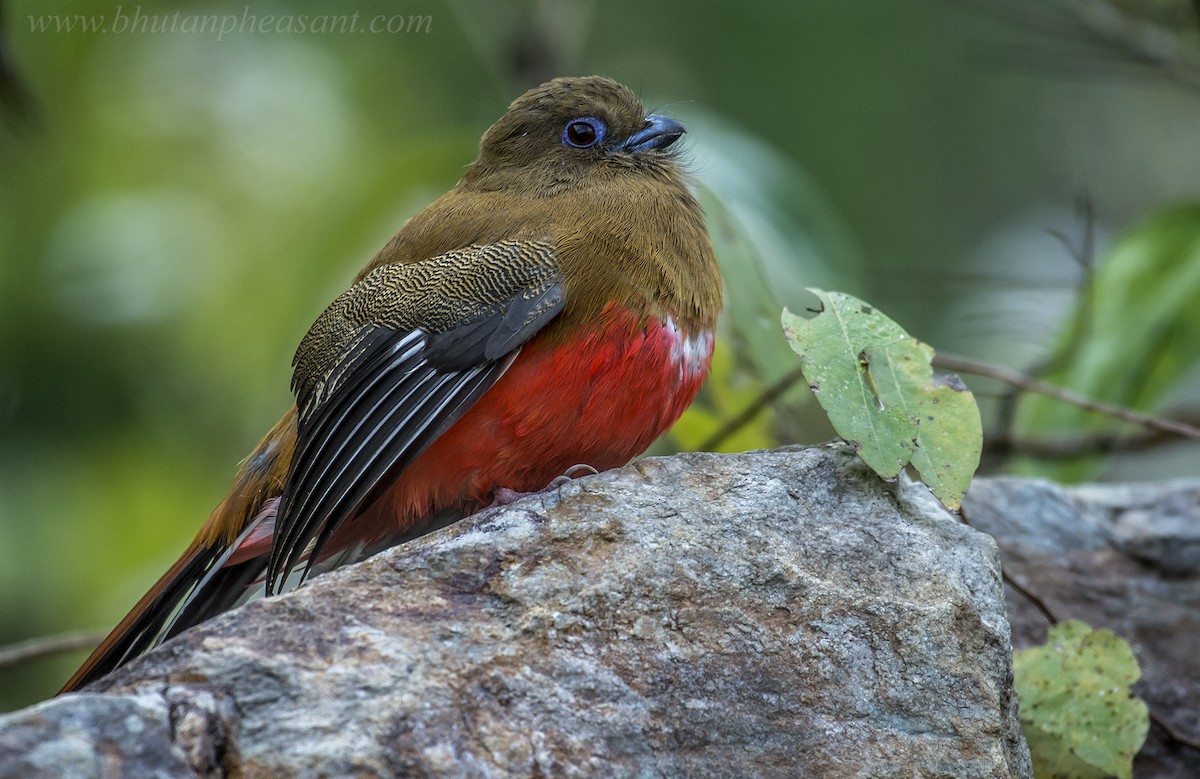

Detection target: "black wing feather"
[278, 331, 427, 542]
[288, 363, 509, 585]
[269, 333, 498, 592]
[277, 361, 500, 585]
[428, 282, 565, 369]
[267, 270, 565, 594]
[486, 283, 566, 360]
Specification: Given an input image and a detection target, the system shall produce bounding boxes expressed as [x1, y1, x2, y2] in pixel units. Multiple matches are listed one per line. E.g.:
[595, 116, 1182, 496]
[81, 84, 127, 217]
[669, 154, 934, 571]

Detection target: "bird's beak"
[620, 114, 686, 153]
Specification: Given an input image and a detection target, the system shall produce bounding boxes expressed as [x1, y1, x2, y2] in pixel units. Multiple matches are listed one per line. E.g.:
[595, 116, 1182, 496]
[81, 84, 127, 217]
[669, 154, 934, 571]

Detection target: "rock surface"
[965, 477, 1200, 779]
[0, 689, 234, 779]
[0, 446, 1031, 778]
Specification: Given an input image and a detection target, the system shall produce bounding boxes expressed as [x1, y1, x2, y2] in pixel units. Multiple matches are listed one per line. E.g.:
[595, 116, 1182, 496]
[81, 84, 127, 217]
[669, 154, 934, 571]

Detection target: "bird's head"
[464, 76, 686, 194]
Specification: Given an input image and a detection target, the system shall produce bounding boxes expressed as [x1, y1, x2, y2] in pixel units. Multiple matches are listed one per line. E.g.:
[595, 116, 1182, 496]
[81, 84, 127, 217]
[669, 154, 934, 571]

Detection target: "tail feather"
[59, 542, 227, 693]
[61, 415, 299, 694]
[58, 509, 276, 694]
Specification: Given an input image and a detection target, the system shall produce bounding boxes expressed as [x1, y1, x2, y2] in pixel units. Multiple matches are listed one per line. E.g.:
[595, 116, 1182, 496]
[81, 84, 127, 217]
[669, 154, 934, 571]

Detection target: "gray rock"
[0, 688, 234, 778]
[965, 477, 1200, 779]
[1, 447, 1031, 778]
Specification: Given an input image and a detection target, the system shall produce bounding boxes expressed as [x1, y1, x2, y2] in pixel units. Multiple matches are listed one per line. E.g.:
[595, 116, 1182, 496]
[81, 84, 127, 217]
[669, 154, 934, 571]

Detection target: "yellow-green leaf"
[1013, 621, 1150, 779]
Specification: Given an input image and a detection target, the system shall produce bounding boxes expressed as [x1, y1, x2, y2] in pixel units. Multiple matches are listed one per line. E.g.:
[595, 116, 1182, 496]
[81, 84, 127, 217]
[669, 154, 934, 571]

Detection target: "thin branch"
[699, 364, 807, 452]
[699, 349, 1200, 456]
[965, 0, 1200, 96]
[1061, 0, 1200, 95]
[980, 414, 1200, 458]
[1032, 194, 1097, 384]
[960, 504, 1060, 624]
[1002, 571, 1059, 626]
[0, 630, 104, 669]
[1150, 711, 1200, 754]
[933, 352, 1200, 440]
[1046, 196, 1095, 272]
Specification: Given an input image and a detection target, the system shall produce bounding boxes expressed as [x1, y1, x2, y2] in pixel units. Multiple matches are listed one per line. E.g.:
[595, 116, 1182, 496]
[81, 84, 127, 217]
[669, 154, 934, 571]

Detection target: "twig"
[1150, 711, 1200, 754]
[960, 504, 1061, 625]
[965, 0, 1200, 96]
[1047, 195, 1095, 273]
[933, 352, 1200, 440]
[1061, 0, 1200, 95]
[980, 419, 1200, 458]
[1041, 195, 1096, 381]
[1002, 571, 1059, 626]
[699, 364, 807, 452]
[0, 630, 104, 669]
[699, 349, 1200, 456]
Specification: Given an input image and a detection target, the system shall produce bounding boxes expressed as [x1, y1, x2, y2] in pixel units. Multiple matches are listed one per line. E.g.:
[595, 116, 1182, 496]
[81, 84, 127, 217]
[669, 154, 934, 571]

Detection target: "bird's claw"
[547, 463, 599, 488]
[491, 464, 600, 506]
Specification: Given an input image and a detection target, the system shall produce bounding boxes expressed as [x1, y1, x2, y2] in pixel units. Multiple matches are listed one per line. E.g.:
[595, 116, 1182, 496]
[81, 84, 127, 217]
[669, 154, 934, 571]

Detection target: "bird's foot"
[491, 464, 599, 506]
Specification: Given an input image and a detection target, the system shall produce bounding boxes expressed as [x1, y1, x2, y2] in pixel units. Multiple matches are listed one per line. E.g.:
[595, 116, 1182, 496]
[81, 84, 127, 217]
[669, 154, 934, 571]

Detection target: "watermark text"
[28, 6, 433, 40]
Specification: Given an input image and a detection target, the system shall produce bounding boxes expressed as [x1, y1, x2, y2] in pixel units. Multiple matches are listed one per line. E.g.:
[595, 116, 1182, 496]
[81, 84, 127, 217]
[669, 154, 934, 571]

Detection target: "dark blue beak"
[621, 113, 686, 153]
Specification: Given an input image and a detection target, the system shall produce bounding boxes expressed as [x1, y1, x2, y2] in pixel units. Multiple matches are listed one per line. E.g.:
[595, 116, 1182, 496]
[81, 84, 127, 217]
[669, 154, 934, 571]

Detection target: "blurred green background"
[2, 0, 1199, 709]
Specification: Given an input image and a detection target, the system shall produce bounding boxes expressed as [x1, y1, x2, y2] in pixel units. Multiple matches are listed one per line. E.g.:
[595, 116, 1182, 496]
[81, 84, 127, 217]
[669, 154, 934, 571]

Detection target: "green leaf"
[1013, 621, 1150, 779]
[862, 339, 982, 510]
[1013, 203, 1200, 481]
[782, 293, 916, 478]
[782, 289, 982, 509]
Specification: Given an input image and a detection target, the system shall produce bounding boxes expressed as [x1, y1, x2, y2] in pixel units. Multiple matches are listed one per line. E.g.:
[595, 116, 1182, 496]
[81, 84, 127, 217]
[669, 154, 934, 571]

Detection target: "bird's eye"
[562, 117, 605, 148]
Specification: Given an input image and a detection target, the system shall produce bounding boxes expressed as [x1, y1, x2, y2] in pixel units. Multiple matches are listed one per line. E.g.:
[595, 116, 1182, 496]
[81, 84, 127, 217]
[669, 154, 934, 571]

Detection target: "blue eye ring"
[562, 117, 606, 148]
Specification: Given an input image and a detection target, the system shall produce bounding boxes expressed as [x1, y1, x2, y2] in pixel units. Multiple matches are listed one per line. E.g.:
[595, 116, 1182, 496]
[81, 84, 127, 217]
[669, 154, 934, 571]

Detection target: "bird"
[60, 75, 722, 693]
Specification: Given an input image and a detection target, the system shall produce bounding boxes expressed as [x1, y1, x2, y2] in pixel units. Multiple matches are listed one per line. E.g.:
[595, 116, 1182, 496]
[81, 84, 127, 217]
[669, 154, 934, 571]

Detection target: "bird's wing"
[267, 240, 564, 592]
